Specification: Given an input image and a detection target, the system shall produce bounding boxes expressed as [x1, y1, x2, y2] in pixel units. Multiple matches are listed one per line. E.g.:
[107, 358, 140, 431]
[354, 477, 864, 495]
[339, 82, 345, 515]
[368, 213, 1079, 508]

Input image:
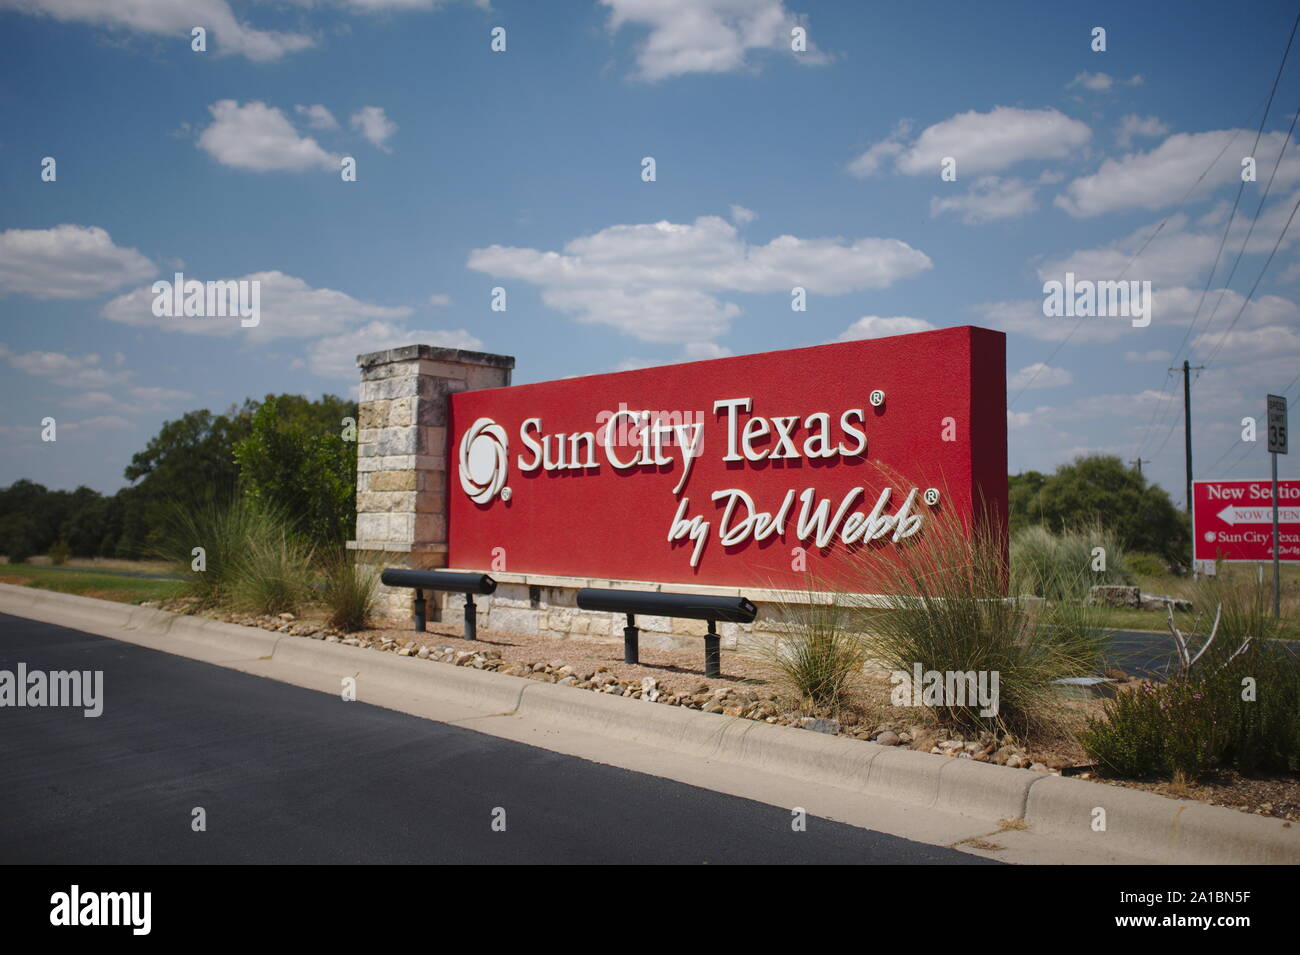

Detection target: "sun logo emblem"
[459, 418, 510, 504]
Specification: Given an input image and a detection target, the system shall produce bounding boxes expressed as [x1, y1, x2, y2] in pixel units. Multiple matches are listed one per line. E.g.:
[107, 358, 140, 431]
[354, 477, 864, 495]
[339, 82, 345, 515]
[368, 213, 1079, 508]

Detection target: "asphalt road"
[0, 613, 993, 865]
[1102, 628, 1299, 678]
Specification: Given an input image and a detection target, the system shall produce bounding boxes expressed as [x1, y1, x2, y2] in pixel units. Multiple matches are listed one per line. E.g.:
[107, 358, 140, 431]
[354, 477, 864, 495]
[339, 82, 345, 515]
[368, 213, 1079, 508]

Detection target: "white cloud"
[0, 225, 156, 299]
[59, 385, 192, 414]
[599, 0, 828, 82]
[101, 270, 412, 342]
[2, 347, 134, 389]
[306, 321, 482, 379]
[1192, 322, 1300, 364]
[295, 104, 339, 130]
[1067, 72, 1144, 93]
[0, 0, 315, 61]
[1116, 114, 1169, 148]
[616, 341, 734, 372]
[58, 415, 132, 433]
[468, 215, 931, 344]
[350, 106, 397, 152]
[836, 315, 936, 341]
[428, 293, 453, 307]
[970, 299, 1153, 344]
[849, 107, 1091, 178]
[1056, 129, 1300, 217]
[198, 100, 339, 172]
[1068, 71, 1113, 92]
[1125, 349, 1172, 362]
[729, 204, 757, 225]
[1039, 215, 1219, 289]
[930, 176, 1038, 224]
[1008, 363, 1073, 390]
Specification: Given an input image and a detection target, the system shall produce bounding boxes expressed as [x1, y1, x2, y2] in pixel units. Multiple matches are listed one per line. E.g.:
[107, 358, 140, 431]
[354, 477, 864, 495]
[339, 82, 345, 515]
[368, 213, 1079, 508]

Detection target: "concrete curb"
[3, 583, 1297, 864]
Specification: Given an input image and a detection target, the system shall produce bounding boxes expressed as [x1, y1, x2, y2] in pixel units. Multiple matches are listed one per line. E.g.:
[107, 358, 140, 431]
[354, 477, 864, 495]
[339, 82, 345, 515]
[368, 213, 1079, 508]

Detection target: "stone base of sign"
[380, 570, 892, 656]
[346, 344, 515, 620]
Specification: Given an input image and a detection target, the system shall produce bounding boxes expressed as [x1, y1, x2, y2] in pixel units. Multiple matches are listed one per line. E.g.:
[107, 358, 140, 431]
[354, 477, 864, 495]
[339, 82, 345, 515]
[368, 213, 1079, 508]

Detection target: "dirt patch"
[1105, 770, 1300, 821]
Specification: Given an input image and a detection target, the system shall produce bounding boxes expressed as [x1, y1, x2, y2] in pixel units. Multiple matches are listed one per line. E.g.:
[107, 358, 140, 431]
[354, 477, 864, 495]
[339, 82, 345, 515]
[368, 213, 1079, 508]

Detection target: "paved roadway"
[1102, 628, 1299, 678]
[0, 614, 993, 865]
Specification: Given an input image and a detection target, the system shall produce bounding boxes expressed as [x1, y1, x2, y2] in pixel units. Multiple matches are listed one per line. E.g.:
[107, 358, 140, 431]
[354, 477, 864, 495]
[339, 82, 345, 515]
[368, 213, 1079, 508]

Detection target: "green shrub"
[1011, 523, 1133, 601]
[233, 395, 356, 549]
[1080, 581, 1300, 779]
[1078, 683, 1168, 778]
[48, 541, 70, 566]
[1127, 552, 1168, 578]
[320, 549, 379, 632]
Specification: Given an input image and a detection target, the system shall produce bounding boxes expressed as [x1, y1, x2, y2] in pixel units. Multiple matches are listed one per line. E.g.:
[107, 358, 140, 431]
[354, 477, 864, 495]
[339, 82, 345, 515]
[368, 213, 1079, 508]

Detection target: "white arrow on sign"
[1216, 506, 1300, 525]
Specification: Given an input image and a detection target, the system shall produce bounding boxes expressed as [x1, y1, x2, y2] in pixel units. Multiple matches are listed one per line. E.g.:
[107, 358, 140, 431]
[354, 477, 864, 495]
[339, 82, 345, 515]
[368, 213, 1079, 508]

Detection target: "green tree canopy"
[1009, 455, 1189, 566]
[232, 394, 357, 548]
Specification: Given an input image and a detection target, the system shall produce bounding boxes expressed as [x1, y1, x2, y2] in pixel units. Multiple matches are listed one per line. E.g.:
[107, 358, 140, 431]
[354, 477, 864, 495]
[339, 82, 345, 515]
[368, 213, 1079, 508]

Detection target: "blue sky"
[2, 0, 1298, 505]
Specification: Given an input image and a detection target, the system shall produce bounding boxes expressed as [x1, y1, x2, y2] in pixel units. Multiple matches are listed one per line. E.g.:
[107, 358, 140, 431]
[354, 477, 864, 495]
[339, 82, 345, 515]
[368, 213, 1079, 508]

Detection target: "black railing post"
[623, 613, 639, 664]
[704, 619, 721, 678]
[464, 593, 477, 640]
[413, 588, 426, 632]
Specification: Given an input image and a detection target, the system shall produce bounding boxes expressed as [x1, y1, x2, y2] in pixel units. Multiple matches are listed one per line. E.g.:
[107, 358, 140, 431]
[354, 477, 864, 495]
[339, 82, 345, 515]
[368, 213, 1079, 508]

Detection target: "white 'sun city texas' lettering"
[508, 395, 927, 567]
[518, 397, 869, 492]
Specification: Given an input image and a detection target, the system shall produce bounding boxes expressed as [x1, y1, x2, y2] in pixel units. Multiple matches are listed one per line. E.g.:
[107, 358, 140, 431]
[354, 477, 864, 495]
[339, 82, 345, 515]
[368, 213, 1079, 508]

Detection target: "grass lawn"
[0, 563, 184, 604]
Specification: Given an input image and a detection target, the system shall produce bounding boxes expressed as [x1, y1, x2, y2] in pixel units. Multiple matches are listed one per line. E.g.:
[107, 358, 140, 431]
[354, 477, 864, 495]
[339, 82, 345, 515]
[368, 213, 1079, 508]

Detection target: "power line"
[1195, 102, 1300, 365]
[1201, 192, 1300, 367]
[1126, 16, 1299, 450]
[1011, 109, 1266, 411]
[1206, 374, 1300, 475]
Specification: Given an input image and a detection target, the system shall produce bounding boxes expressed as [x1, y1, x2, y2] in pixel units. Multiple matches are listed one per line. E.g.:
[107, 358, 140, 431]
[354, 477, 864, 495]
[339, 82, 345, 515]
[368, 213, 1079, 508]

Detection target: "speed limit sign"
[1268, 394, 1288, 454]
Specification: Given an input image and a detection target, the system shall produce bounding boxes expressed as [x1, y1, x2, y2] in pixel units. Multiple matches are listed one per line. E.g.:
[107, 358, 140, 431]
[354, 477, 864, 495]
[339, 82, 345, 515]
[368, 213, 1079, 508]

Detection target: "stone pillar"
[348, 344, 515, 621]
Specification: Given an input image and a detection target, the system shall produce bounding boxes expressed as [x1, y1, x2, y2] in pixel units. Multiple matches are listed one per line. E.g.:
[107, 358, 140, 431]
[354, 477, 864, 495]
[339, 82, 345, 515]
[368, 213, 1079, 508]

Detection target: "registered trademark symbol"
[501, 487, 512, 501]
[869, 389, 885, 407]
[923, 488, 940, 506]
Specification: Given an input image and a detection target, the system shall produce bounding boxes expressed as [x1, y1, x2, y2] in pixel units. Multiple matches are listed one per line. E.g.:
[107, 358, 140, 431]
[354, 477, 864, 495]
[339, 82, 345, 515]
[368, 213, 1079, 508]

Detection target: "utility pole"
[1267, 394, 1288, 619]
[1173, 360, 1205, 576]
[1172, 360, 1206, 514]
[1130, 458, 1149, 478]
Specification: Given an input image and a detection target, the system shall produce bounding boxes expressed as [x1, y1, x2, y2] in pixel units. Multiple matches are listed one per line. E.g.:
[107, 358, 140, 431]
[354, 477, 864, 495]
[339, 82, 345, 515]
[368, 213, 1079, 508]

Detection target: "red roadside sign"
[445, 326, 1007, 591]
[1192, 478, 1300, 563]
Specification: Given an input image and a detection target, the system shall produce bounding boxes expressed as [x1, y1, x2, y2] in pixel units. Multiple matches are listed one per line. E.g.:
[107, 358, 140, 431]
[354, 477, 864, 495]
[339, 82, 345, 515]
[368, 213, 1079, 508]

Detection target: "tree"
[232, 394, 357, 548]
[1009, 455, 1189, 566]
[1007, 470, 1048, 534]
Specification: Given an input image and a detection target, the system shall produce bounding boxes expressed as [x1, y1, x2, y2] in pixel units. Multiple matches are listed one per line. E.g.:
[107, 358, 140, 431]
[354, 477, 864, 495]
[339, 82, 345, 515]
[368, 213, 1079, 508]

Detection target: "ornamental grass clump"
[319, 547, 380, 632]
[839, 501, 1108, 738]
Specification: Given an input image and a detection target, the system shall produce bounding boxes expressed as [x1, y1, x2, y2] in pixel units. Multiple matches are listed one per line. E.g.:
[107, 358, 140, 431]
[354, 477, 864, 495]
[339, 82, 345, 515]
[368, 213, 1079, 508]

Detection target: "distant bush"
[1126, 552, 1168, 578]
[48, 541, 70, 566]
[1011, 523, 1133, 601]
